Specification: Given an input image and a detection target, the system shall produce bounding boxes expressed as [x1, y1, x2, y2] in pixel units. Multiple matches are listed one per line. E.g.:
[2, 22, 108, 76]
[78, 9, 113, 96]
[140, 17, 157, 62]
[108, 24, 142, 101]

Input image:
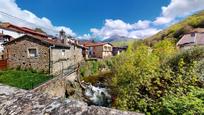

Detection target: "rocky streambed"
[63, 77, 113, 107]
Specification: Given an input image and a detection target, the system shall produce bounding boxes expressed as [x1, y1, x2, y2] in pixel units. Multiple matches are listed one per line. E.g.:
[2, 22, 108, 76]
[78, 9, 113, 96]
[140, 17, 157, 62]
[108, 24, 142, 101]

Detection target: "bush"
[157, 87, 204, 114]
[112, 40, 204, 114]
[80, 59, 114, 77]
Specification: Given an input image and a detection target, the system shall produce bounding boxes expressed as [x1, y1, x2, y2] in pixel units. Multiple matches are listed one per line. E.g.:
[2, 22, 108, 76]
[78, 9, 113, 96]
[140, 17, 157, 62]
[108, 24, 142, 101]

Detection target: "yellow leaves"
[153, 39, 177, 63]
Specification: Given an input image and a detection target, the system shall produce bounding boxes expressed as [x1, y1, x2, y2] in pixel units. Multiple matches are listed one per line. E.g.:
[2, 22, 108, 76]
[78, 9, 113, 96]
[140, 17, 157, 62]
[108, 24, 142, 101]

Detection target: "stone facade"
[50, 44, 84, 75]
[4, 36, 50, 73]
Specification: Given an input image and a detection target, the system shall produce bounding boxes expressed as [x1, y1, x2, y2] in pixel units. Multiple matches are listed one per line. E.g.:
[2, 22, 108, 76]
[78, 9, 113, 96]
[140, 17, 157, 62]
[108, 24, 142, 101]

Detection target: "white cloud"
[154, 0, 204, 25]
[90, 19, 159, 39]
[105, 19, 132, 30]
[132, 20, 151, 29]
[154, 17, 172, 25]
[78, 34, 93, 40]
[0, 0, 76, 36]
[128, 28, 161, 39]
[89, 0, 204, 40]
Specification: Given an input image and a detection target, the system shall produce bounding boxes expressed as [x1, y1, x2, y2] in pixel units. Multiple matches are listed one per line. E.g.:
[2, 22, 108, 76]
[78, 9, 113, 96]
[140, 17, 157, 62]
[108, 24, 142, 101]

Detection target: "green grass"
[0, 69, 53, 90]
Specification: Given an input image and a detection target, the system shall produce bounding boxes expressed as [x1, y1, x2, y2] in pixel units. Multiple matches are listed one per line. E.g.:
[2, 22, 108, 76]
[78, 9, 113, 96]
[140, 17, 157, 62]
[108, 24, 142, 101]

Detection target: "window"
[62, 49, 65, 56]
[108, 47, 112, 51]
[104, 46, 108, 51]
[28, 48, 37, 58]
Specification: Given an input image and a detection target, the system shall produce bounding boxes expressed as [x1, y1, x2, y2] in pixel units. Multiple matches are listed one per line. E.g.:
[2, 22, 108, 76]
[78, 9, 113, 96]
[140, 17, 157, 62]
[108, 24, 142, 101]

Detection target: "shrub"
[112, 41, 204, 114]
[157, 87, 204, 114]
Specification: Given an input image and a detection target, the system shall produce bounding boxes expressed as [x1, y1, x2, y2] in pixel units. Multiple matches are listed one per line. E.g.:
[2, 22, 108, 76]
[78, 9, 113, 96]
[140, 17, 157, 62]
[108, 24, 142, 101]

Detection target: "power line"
[0, 10, 61, 36]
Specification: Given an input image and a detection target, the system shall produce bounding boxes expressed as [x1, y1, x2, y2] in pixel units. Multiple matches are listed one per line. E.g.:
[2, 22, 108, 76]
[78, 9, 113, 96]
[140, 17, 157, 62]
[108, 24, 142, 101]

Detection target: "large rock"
[0, 84, 142, 115]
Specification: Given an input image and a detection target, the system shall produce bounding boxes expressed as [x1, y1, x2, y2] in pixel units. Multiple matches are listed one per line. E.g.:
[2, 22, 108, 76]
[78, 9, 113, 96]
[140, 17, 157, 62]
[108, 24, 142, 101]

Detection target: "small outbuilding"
[177, 28, 204, 50]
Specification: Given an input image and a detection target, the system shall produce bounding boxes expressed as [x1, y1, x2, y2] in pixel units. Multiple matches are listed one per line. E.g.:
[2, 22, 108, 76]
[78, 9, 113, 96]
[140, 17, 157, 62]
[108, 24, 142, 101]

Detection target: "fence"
[0, 60, 7, 70]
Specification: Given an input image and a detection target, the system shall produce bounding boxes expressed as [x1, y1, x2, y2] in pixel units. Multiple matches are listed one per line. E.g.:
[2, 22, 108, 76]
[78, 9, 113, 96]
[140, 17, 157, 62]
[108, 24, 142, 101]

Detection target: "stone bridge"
[0, 84, 143, 115]
[31, 64, 81, 99]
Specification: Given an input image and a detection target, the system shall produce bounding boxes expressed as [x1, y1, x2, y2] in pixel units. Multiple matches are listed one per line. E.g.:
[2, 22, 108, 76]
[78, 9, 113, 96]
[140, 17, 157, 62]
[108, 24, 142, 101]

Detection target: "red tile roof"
[0, 22, 86, 49]
[4, 34, 70, 48]
[82, 41, 112, 47]
[0, 22, 48, 38]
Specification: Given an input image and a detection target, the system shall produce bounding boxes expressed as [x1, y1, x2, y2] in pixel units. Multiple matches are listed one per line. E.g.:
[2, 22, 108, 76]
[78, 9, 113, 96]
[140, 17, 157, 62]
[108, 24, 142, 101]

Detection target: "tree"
[35, 28, 46, 34]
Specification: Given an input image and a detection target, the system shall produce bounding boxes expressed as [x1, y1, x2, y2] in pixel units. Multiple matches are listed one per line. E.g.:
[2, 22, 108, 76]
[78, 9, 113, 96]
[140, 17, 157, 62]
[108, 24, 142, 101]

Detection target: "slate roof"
[4, 34, 70, 48]
[177, 29, 204, 46]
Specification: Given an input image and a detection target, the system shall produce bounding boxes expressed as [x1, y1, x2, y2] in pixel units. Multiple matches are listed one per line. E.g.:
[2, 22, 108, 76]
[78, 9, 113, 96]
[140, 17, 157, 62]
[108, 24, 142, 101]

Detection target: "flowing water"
[84, 84, 112, 107]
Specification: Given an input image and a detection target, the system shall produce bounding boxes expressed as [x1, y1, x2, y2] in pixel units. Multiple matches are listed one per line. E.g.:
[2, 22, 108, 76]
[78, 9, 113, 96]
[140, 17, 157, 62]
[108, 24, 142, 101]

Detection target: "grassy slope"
[111, 39, 136, 47]
[0, 70, 52, 90]
[145, 10, 204, 46]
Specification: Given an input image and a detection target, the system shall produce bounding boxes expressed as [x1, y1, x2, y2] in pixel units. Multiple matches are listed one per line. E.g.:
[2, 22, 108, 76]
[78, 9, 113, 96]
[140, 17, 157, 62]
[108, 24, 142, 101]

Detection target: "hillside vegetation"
[145, 10, 204, 46]
[111, 39, 136, 47]
[81, 10, 204, 114]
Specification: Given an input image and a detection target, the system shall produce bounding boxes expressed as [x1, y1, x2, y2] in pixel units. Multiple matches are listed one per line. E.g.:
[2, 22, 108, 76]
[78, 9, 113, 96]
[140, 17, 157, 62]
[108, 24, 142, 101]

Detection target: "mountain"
[102, 35, 134, 42]
[145, 10, 204, 46]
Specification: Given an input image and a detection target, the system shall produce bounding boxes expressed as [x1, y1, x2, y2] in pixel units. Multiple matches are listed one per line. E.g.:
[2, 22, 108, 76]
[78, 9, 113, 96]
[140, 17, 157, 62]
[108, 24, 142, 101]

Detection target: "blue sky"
[0, 0, 204, 39]
[16, 0, 170, 35]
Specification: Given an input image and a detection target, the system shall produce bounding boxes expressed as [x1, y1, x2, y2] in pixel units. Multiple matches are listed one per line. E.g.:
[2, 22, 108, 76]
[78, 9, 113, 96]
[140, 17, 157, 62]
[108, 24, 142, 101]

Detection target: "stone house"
[0, 22, 50, 59]
[83, 42, 113, 59]
[177, 28, 204, 49]
[3, 34, 85, 76]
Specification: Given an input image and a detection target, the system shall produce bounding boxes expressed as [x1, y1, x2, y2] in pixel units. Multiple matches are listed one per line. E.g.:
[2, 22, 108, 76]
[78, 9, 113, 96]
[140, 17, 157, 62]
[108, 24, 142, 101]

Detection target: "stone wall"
[0, 84, 142, 115]
[94, 45, 103, 58]
[32, 71, 78, 98]
[51, 47, 72, 75]
[4, 36, 49, 73]
[69, 45, 84, 65]
[50, 45, 84, 76]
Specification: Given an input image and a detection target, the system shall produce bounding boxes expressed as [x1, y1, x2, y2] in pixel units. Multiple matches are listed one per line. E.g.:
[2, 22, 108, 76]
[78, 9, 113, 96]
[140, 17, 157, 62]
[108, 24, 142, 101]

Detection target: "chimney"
[59, 29, 66, 40]
[59, 29, 68, 45]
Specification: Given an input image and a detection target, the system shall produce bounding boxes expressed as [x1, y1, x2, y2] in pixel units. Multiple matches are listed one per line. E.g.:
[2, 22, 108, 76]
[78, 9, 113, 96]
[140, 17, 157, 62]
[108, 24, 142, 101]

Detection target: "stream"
[84, 84, 112, 107]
